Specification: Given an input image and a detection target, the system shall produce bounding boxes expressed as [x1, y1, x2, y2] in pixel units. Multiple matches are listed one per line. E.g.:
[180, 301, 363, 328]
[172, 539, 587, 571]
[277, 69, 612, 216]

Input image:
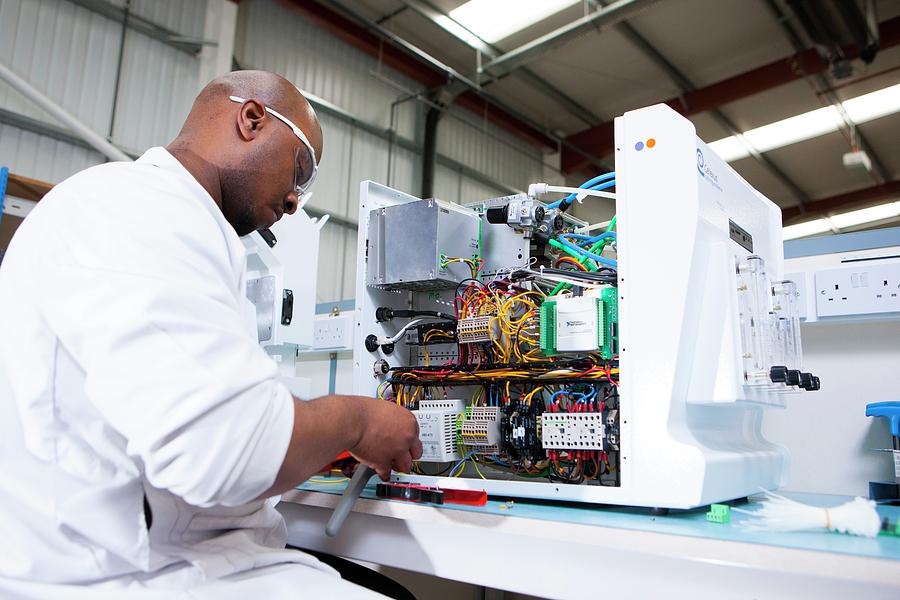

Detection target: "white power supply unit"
[413, 399, 465, 462]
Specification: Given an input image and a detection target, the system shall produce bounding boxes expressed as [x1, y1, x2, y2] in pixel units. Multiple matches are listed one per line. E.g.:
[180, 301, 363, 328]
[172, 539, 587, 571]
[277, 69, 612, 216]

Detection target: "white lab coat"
[0, 148, 381, 598]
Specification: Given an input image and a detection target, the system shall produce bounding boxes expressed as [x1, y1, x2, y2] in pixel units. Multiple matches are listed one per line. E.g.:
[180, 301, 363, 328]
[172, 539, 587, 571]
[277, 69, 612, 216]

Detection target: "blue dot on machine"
[635, 141, 644, 151]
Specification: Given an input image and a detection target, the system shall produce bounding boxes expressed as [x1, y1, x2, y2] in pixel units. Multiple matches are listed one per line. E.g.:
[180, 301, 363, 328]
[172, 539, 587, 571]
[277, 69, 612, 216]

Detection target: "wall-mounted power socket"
[815, 261, 900, 318]
[312, 313, 354, 350]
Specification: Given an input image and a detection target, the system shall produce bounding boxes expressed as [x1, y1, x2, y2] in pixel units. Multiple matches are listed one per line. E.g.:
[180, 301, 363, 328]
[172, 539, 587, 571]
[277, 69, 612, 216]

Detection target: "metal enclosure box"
[366, 198, 480, 290]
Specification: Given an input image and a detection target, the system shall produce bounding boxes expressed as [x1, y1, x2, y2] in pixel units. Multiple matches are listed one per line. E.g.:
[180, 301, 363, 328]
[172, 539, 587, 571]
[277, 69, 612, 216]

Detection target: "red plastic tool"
[375, 482, 487, 506]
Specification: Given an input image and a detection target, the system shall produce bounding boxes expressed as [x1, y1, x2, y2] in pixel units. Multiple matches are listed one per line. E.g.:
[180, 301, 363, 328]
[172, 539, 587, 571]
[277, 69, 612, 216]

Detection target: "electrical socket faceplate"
[312, 313, 354, 350]
[814, 261, 900, 317]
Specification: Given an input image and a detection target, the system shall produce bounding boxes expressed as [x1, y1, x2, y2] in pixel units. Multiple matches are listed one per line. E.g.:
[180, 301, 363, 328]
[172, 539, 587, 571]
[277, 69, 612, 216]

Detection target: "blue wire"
[546, 180, 616, 210]
[448, 451, 476, 477]
[545, 172, 615, 210]
[490, 455, 510, 467]
[557, 235, 618, 268]
[549, 390, 569, 403]
[563, 231, 617, 245]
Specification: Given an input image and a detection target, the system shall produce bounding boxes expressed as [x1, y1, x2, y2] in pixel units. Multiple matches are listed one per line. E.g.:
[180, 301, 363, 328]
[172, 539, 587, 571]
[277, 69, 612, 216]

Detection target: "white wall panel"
[0, 0, 205, 178]
[130, 0, 207, 39]
[0, 122, 103, 183]
[0, 0, 121, 134]
[111, 30, 200, 151]
[235, 0, 420, 140]
[432, 163, 460, 205]
[438, 108, 546, 193]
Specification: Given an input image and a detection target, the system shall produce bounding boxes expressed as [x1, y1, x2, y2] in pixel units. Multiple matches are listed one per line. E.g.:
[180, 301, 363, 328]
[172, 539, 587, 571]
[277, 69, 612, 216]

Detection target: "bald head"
[168, 70, 324, 236]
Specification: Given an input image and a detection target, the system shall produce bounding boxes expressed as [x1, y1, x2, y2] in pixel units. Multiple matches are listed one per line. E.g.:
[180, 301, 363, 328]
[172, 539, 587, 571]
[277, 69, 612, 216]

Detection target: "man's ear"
[236, 99, 267, 141]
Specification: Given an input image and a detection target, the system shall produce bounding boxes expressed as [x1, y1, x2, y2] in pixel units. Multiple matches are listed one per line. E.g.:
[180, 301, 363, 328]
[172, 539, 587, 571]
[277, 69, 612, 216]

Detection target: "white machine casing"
[353, 104, 795, 509]
[244, 207, 325, 397]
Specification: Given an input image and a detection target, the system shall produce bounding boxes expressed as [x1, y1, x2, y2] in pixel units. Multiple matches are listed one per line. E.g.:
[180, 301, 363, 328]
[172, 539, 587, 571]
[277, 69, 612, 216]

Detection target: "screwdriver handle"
[325, 465, 375, 537]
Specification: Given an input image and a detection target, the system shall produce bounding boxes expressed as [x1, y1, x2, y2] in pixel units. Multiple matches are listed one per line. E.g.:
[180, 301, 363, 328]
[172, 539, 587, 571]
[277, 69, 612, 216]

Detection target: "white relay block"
[413, 399, 465, 462]
[541, 413, 605, 450]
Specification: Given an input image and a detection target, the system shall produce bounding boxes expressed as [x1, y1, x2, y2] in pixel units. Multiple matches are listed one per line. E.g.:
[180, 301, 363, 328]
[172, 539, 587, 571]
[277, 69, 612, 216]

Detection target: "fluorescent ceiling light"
[783, 219, 833, 240]
[449, 0, 580, 43]
[828, 200, 900, 228]
[708, 82, 900, 163]
[782, 200, 900, 240]
[433, 14, 486, 49]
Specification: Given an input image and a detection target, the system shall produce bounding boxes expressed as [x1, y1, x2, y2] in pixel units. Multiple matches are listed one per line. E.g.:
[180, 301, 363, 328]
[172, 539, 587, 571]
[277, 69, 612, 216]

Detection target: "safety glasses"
[229, 95, 318, 195]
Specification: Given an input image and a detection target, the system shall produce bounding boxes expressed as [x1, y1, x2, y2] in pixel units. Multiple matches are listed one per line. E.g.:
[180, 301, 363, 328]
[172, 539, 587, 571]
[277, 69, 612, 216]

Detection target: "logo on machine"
[697, 148, 723, 191]
[565, 320, 587, 327]
[634, 138, 656, 151]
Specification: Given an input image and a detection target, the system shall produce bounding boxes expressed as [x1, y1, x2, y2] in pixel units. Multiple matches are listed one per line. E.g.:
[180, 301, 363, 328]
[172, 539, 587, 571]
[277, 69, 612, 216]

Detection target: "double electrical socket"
[312, 313, 354, 350]
[814, 261, 900, 318]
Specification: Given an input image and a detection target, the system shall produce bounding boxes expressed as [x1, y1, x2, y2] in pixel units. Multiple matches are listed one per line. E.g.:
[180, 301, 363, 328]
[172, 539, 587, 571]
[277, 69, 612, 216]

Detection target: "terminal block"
[541, 413, 606, 450]
[457, 315, 493, 343]
[413, 399, 466, 462]
[459, 407, 502, 454]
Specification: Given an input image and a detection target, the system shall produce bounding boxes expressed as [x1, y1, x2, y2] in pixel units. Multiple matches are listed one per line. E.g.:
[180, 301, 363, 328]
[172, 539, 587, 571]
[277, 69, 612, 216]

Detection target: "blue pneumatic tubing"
[564, 231, 617, 244]
[546, 172, 616, 209]
[557, 234, 618, 268]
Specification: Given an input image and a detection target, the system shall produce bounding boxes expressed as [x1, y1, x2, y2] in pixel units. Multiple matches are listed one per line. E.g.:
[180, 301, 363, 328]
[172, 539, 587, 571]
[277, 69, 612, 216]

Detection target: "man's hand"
[257, 394, 423, 498]
[349, 398, 423, 481]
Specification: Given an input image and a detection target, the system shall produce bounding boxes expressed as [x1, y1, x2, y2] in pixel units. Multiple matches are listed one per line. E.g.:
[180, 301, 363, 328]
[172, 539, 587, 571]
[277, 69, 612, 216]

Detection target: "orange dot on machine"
[646, 138, 656, 148]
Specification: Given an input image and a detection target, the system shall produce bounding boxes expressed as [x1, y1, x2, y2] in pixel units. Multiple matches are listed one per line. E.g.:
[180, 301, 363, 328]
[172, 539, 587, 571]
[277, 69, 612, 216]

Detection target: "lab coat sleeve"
[35, 178, 294, 508]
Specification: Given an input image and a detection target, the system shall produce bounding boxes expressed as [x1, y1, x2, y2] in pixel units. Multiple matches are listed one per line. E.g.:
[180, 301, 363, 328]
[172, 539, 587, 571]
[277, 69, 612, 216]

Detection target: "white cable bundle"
[732, 491, 881, 538]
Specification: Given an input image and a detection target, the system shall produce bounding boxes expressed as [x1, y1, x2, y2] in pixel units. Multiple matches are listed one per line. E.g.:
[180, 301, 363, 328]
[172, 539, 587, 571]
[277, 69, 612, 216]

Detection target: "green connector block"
[540, 300, 557, 356]
[600, 287, 619, 360]
[596, 298, 606, 348]
[879, 520, 900, 537]
[706, 504, 731, 524]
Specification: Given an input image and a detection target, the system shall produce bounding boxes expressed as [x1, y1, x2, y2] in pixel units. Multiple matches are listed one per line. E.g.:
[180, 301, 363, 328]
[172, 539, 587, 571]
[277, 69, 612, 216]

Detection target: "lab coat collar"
[136, 147, 223, 222]
[136, 147, 247, 283]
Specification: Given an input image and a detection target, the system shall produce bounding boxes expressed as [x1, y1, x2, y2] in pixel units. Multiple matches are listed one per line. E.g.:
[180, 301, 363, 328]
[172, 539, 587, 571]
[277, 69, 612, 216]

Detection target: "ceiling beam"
[561, 14, 900, 173]
[282, 0, 561, 149]
[401, 0, 603, 127]
[478, 0, 664, 79]
[596, 0, 810, 205]
[64, 0, 210, 55]
[782, 179, 900, 225]
[763, 0, 890, 185]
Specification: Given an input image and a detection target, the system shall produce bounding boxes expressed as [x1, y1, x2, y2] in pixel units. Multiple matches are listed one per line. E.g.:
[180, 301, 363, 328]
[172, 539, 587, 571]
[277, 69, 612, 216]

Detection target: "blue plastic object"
[866, 401, 900, 437]
[0, 166, 8, 226]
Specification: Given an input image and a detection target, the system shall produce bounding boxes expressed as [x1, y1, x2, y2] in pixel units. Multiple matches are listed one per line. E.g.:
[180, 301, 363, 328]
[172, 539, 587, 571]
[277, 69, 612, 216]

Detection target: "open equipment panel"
[352, 104, 819, 510]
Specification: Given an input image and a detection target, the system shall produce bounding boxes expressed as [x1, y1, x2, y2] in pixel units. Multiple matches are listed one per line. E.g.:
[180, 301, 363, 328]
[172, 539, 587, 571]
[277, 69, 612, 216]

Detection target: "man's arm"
[260, 395, 424, 498]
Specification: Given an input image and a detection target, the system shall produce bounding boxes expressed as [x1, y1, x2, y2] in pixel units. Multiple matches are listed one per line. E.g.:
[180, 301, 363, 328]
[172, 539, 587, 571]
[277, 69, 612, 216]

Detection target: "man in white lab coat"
[0, 70, 422, 598]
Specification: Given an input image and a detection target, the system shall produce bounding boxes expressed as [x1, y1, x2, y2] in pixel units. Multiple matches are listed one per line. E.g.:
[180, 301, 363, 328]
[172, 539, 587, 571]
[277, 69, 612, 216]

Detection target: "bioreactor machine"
[352, 104, 818, 510]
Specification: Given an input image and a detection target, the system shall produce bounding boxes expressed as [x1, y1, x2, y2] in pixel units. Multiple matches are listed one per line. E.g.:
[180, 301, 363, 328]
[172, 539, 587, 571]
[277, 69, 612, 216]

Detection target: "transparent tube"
[736, 256, 773, 384]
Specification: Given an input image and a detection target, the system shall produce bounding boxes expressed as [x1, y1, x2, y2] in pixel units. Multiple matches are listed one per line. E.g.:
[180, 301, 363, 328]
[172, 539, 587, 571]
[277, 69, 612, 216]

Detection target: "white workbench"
[278, 483, 900, 599]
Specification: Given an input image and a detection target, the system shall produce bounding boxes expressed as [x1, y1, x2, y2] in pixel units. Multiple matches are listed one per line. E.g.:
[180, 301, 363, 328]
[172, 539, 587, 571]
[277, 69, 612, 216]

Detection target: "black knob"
[786, 370, 801, 386]
[375, 307, 393, 322]
[365, 334, 379, 352]
[382, 342, 395, 355]
[534, 206, 545, 222]
[799, 372, 813, 390]
[486, 205, 508, 224]
[769, 366, 788, 383]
